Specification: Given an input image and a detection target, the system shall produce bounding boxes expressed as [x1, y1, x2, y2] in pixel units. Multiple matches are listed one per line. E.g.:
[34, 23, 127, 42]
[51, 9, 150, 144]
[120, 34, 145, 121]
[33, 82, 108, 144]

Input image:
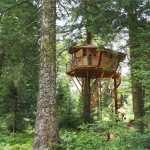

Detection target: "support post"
[114, 77, 118, 115]
[82, 76, 92, 123]
[86, 32, 92, 44]
[99, 80, 102, 120]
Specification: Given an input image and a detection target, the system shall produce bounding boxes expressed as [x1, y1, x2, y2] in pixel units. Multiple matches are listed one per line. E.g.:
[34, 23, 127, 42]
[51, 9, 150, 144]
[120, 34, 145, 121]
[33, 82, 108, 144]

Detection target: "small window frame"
[83, 49, 86, 57]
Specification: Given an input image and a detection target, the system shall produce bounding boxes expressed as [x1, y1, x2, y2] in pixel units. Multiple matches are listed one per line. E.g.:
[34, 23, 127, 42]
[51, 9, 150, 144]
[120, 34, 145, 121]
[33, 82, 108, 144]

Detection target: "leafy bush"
[59, 129, 105, 150]
[0, 123, 149, 150]
[0, 132, 32, 150]
[59, 122, 150, 150]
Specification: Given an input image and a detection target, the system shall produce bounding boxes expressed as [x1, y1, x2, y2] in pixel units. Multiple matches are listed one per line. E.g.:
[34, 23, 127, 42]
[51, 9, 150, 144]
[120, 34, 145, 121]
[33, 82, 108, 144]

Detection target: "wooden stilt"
[99, 80, 103, 120]
[82, 73, 91, 123]
[97, 79, 102, 120]
[114, 77, 118, 115]
[72, 78, 81, 94]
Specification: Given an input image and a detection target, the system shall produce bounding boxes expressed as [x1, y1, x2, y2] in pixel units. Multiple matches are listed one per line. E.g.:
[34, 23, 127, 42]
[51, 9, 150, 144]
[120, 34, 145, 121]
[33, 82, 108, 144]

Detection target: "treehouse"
[66, 44, 126, 79]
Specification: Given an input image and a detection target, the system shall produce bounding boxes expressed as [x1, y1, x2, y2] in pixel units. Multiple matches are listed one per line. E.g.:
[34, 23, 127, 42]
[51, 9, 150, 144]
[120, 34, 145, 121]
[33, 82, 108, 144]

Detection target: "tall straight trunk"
[9, 83, 23, 132]
[82, 30, 92, 123]
[86, 31, 92, 44]
[82, 77, 92, 123]
[127, 4, 144, 132]
[33, 0, 58, 150]
[130, 55, 144, 132]
[0, 51, 4, 76]
[13, 89, 18, 133]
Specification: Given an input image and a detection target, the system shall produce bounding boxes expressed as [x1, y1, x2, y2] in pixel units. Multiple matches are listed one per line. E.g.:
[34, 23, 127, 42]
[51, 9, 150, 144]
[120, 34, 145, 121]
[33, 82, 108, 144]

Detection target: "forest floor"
[0, 123, 150, 150]
[0, 132, 32, 150]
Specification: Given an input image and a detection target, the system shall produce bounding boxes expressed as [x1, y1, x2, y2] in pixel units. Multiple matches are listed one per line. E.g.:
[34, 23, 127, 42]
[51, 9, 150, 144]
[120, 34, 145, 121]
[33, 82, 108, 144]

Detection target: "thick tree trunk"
[81, 26, 92, 123]
[127, 5, 144, 132]
[33, 0, 58, 150]
[132, 80, 144, 130]
[86, 32, 92, 44]
[82, 77, 92, 123]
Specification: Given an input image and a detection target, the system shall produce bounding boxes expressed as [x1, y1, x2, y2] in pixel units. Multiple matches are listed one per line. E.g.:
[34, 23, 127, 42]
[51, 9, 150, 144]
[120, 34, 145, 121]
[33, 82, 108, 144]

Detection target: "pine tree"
[0, 0, 39, 131]
[33, 0, 58, 149]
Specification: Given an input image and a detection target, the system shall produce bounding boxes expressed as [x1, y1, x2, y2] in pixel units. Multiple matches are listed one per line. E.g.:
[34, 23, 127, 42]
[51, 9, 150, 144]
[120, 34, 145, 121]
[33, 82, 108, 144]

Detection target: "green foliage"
[0, 132, 33, 150]
[0, 0, 39, 131]
[56, 42, 82, 129]
[60, 129, 104, 150]
[59, 123, 150, 150]
[0, 123, 149, 150]
[56, 79, 81, 129]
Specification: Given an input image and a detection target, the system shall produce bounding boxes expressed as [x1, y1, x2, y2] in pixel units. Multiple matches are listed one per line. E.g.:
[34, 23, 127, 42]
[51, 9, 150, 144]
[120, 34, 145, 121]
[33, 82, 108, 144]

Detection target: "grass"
[0, 124, 149, 150]
[0, 131, 33, 150]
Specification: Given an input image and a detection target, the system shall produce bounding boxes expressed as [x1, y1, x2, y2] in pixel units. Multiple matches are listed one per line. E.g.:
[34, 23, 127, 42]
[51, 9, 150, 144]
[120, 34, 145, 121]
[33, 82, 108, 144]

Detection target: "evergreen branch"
[0, 0, 35, 16]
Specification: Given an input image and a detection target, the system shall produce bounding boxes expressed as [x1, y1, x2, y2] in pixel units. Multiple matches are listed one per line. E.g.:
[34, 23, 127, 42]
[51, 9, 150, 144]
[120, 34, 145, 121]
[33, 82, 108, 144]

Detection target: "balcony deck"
[66, 64, 120, 78]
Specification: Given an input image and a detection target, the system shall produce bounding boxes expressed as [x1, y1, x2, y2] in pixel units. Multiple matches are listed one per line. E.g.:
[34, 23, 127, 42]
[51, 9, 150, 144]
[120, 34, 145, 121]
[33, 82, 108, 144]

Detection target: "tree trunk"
[86, 32, 92, 44]
[127, 4, 144, 132]
[81, 25, 93, 123]
[33, 0, 58, 149]
[132, 80, 144, 129]
[82, 77, 92, 123]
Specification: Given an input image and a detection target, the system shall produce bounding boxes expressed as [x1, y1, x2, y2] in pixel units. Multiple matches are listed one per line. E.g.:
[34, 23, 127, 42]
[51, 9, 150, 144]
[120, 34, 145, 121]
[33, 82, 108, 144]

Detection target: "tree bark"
[127, 4, 144, 132]
[86, 31, 92, 44]
[33, 0, 58, 149]
[82, 77, 92, 123]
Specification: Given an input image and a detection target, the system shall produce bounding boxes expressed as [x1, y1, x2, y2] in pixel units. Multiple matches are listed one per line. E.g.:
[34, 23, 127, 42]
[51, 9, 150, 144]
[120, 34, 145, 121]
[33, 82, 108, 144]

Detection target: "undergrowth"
[0, 122, 149, 150]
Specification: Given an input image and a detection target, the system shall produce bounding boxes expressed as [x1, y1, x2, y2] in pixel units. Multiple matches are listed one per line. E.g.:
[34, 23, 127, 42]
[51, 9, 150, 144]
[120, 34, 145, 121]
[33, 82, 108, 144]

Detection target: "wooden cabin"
[66, 44, 126, 78]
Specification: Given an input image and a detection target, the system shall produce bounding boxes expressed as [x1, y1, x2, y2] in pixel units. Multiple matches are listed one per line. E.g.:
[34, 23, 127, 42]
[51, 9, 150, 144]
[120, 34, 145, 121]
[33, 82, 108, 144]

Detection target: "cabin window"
[109, 53, 113, 59]
[83, 49, 86, 56]
[88, 54, 92, 65]
[93, 52, 96, 57]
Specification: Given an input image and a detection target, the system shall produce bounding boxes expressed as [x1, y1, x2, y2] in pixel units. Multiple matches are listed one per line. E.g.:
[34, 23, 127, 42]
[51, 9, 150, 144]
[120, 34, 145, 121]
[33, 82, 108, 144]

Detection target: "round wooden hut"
[66, 44, 126, 122]
[66, 44, 125, 78]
